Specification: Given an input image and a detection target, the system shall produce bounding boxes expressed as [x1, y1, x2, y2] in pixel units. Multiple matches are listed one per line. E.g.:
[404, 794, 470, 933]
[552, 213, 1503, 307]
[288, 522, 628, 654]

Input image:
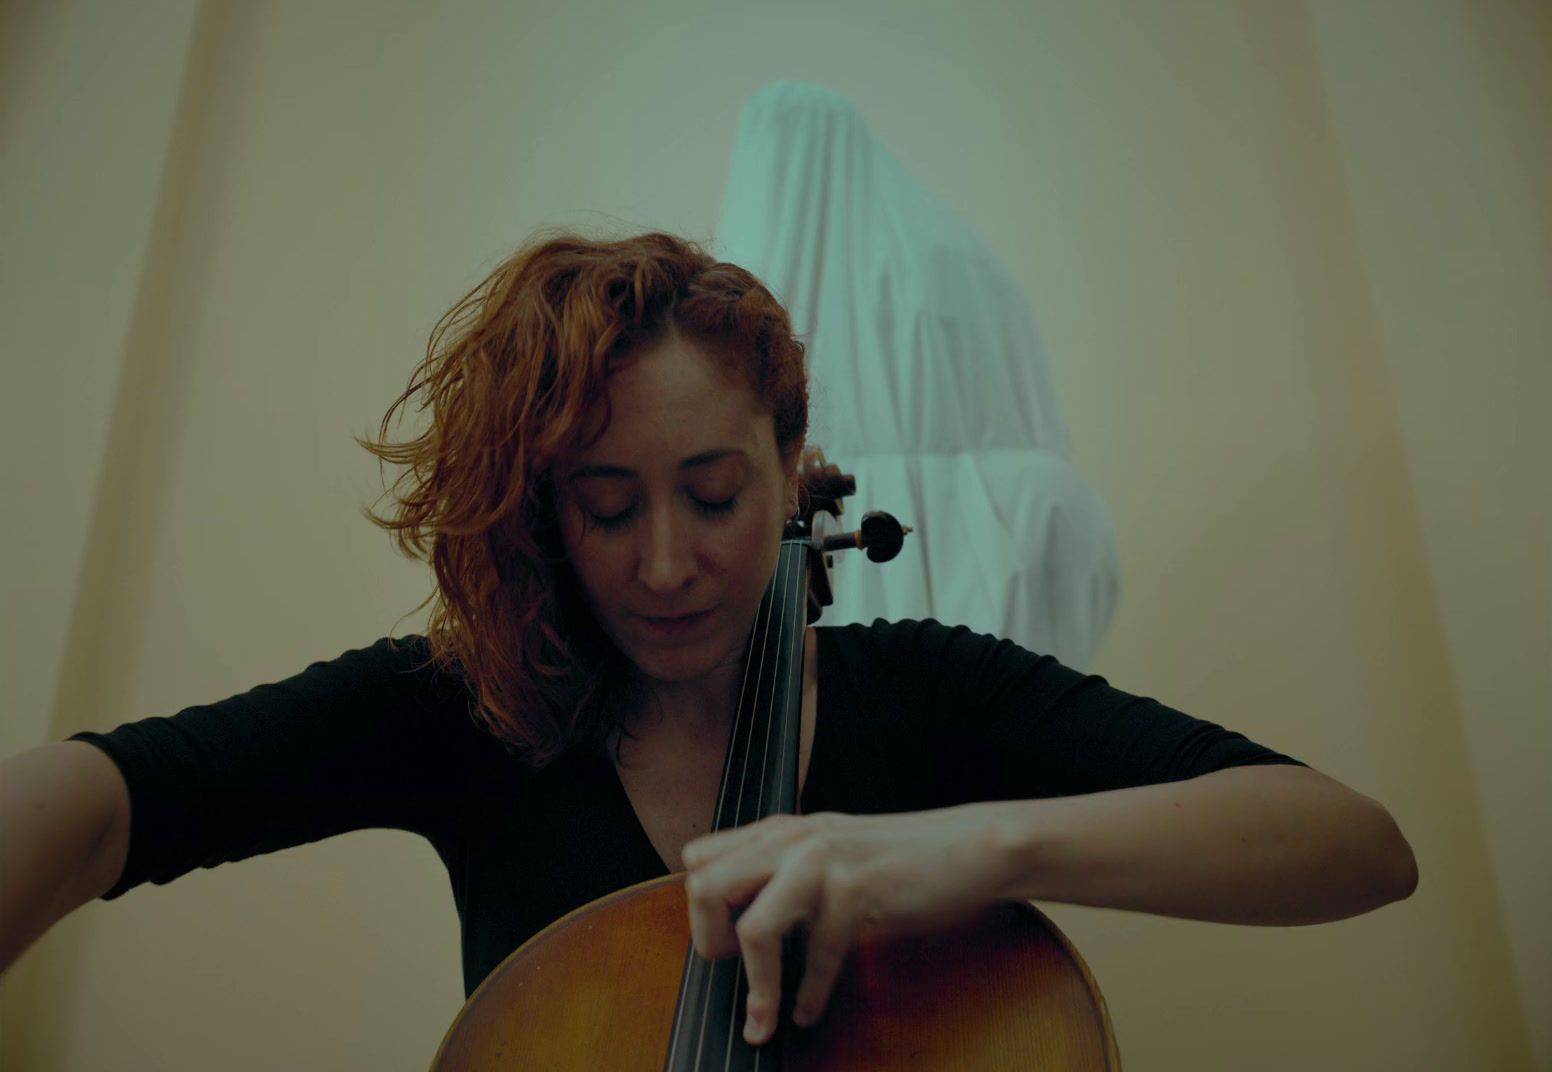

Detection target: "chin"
[626, 642, 711, 678]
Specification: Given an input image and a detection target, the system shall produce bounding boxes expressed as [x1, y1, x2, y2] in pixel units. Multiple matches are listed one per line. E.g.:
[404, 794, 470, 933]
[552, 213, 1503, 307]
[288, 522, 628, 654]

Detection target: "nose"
[636, 502, 698, 594]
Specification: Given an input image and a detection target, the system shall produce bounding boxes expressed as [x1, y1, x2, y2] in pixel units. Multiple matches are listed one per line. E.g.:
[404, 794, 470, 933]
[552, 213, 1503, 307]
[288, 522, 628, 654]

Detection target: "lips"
[636, 606, 715, 634]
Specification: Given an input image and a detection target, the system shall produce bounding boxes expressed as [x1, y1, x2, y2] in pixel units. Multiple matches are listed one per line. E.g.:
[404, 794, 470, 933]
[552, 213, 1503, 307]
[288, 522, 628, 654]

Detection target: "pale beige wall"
[0, 0, 203, 762]
[1, 1, 1543, 1069]
[1308, 4, 1552, 1065]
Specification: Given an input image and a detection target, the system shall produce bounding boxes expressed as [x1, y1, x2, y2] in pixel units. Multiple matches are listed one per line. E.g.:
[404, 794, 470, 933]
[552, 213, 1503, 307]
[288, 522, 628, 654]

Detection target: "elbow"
[1391, 827, 1419, 903]
[1299, 768, 1418, 910]
[1374, 805, 1419, 905]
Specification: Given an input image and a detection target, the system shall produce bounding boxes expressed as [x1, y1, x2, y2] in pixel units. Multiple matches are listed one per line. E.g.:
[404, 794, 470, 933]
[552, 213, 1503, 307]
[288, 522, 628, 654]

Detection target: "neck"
[607, 661, 741, 763]
[643, 672, 741, 741]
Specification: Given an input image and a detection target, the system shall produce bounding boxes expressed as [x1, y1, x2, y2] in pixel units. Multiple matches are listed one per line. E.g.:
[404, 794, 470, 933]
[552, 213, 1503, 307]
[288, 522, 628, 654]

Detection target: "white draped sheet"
[714, 81, 1119, 670]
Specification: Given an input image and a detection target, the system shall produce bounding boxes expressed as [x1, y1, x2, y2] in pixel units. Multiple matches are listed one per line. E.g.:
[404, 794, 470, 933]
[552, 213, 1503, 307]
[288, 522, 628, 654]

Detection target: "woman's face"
[553, 332, 799, 690]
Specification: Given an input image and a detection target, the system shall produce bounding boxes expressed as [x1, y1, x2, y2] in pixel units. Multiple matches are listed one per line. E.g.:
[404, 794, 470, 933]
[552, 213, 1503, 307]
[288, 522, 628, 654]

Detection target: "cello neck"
[661, 537, 811, 1071]
[711, 537, 810, 832]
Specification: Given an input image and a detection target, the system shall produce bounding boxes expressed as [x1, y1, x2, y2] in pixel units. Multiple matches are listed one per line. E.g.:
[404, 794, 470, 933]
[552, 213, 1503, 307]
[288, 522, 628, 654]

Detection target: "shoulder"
[359, 634, 472, 698]
[270, 633, 483, 753]
[817, 616, 1033, 660]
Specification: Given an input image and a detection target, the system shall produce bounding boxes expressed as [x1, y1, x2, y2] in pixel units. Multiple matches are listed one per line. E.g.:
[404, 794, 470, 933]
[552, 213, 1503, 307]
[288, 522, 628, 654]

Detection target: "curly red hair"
[355, 228, 810, 769]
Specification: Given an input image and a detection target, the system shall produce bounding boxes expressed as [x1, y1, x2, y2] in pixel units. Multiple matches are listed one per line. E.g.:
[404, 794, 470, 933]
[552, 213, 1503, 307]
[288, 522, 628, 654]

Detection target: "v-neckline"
[606, 627, 828, 877]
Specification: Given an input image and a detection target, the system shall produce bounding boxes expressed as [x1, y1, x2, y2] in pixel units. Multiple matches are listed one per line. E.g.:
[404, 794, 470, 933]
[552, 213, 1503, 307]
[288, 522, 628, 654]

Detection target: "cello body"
[429, 874, 1120, 1069]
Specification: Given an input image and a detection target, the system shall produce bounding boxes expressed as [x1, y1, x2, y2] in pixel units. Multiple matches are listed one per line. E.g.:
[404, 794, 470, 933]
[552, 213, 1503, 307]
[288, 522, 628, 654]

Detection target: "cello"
[429, 452, 1121, 1069]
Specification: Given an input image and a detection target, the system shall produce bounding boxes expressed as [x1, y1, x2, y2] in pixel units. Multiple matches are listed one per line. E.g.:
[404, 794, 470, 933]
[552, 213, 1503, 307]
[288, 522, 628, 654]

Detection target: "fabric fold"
[714, 80, 1120, 669]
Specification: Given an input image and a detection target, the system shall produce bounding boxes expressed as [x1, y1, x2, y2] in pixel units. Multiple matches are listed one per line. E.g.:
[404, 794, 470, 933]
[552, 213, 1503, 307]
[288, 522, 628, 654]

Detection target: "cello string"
[671, 539, 784, 1071]
[739, 537, 804, 1071]
[720, 539, 797, 1069]
[744, 539, 807, 1067]
[759, 538, 806, 1068]
[686, 537, 798, 1070]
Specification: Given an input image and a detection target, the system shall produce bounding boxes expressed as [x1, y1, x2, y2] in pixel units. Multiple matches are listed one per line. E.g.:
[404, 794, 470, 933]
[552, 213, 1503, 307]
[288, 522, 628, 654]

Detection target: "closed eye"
[590, 497, 737, 532]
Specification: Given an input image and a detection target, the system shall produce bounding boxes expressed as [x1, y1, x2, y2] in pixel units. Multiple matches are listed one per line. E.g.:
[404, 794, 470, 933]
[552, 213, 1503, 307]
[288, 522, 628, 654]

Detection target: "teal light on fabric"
[714, 81, 1119, 670]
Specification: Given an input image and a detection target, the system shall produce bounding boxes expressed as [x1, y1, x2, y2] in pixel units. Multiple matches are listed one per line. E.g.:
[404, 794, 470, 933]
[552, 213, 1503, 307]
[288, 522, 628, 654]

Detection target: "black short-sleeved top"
[67, 618, 1305, 997]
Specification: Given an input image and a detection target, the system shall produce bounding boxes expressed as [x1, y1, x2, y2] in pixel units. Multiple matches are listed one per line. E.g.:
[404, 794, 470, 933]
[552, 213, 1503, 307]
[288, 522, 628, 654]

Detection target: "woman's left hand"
[680, 804, 1010, 1046]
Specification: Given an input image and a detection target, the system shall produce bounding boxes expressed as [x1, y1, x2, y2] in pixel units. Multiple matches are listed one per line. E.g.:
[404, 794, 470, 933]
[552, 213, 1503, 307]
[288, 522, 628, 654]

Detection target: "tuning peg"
[819, 511, 910, 563]
[859, 511, 908, 562]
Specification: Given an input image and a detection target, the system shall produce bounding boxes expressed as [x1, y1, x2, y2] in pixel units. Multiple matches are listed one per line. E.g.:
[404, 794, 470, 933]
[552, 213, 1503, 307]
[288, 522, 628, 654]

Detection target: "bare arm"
[0, 741, 131, 974]
[984, 764, 1417, 925]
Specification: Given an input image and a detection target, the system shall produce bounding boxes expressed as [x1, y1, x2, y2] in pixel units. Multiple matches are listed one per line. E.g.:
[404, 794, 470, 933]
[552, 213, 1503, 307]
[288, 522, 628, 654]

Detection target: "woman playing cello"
[3, 229, 1417, 1063]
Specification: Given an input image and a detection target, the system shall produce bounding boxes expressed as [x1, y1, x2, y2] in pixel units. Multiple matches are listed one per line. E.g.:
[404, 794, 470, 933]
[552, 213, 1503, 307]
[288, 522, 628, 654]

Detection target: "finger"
[687, 813, 808, 868]
[686, 858, 775, 961]
[734, 853, 823, 1046]
[681, 828, 743, 869]
[791, 874, 866, 1029]
[685, 818, 808, 957]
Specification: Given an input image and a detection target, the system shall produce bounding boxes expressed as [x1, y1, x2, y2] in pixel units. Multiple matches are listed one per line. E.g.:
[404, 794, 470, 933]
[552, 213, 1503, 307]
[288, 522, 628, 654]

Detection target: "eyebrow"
[568, 449, 748, 480]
